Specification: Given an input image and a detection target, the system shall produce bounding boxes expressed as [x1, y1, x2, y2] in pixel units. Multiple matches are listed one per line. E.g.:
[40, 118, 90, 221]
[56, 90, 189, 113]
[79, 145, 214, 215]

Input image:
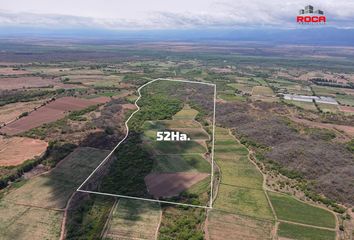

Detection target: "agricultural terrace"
[0, 147, 109, 240]
[207, 127, 274, 240]
[89, 80, 214, 206]
[212, 127, 273, 219]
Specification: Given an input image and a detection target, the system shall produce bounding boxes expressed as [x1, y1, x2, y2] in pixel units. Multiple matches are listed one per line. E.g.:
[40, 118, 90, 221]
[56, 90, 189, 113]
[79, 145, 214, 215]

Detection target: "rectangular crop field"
[207, 210, 273, 240]
[104, 199, 161, 240]
[0, 201, 62, 240]
[213, 127, 274, 220]
[268, 191, 335, 228]
[278, 222, 335, 240]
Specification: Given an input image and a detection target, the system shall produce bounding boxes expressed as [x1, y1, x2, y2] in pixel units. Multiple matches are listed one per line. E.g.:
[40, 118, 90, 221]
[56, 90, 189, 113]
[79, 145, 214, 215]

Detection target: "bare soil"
[0, 100, 45, 125]
[144, 172, 209, 198]
[0, 136, 48, 166]
[0, 77, 54, 90]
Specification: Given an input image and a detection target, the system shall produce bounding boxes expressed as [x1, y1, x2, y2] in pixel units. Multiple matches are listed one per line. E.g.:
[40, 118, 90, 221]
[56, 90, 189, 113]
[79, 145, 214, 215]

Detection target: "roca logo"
[297, 5, 326, 24]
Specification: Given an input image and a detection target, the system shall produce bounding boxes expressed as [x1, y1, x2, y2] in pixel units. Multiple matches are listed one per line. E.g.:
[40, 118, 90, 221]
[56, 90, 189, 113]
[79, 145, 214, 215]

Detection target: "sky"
[0, 0, 354, 29]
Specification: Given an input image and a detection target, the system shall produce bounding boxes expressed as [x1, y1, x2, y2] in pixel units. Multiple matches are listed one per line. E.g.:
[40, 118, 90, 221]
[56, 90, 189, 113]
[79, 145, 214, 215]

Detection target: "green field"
[336, 94, 354, 106]
[268, 192, 335, 228]
[153, 154, 210, 173]
[152, 140, 207, 154]
[317, 103, 339, 113]
[278, 222, 336, 240]
[104, 199, 161, 240]
[227, 83, 254, 93]
[252, 86, 274, 96]
[213, 127, 274, 220]
[312, 85, 345, 96]
[172, 104, 199, 120]
[218, 92, 246, 102]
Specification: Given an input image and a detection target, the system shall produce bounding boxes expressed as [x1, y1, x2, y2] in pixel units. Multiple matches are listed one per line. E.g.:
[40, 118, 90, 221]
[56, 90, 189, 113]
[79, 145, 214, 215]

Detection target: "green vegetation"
[278, 222, 335, 240]
[101, 133, 153, 197]
[104, 199, 161, 240]
[152, 141, 207, 154]
[213, 127, 274, 220]
[67, 104, 99, 121]
[268, 191, 335, 228]
[347, 139, 354, 153]
[0, 89, 56, 106]
[66, 195, 114, 240]
[129, 94, 183, 131]
[153, 154, 210, 173]
[158, 205, 205, 240]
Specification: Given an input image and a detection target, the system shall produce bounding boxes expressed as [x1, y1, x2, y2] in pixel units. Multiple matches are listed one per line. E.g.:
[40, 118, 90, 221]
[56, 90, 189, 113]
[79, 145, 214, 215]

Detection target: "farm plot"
[0, 201, 62, 240]
[0, 77, 55, 90]
[85, 80, 214, 206]
[0, 100, 45, 125]
[207, 210, 273, 240]
[4, 147, 109, 209]
[145, 172, 209, 198]
[142, 105, 211, 201]
[212, 127, 273, 220]
[228, 83, 254, 94]
[251, 86, 277, 102]
[104, 199, 161, 240]
[268, 191, 335, 229]
[317, 103, 339, 113]
[284, 100, 318, 111]
[0, 67, 30, 75]
[0, 136, 48, 166]
[278, 222, 335, 240]
[0, 96, 109, 135]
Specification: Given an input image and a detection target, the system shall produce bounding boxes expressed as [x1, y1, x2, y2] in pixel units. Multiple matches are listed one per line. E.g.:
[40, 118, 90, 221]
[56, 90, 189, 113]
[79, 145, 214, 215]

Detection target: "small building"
[299, 9, 305, 15]
[314, 9, 324, 15]
[304, 5, 314, 14]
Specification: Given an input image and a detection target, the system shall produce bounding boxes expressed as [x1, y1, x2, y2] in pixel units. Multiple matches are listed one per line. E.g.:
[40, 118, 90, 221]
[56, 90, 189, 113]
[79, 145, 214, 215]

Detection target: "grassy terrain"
[0, 147, 108, 240]
[252, 86, 274, 96]
[104, 199, 161, 240]
[0, 201, 62, 240]
[152, 141, 207, 154]
[268, 191, 335, 228]
[4, 147, 109, 209]
[317, 103, 339, 113]
[153, 154, 211, 173]
[207, 210, 273, 240]
[284, 99, 318, 111]
[278, 222, 336, 240]
[173, 104, 199, 120]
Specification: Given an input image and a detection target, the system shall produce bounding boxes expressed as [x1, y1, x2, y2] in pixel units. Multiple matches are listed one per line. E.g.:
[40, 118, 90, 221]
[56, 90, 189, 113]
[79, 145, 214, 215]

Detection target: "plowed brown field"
[0, 136, 47, 166]
[144, 172, 209, 198]
[0, 97, 110, 135]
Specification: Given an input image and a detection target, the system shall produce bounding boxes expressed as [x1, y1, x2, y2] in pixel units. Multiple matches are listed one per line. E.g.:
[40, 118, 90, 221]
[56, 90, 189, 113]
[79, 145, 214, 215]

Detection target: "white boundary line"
[77, 78, 216, 209]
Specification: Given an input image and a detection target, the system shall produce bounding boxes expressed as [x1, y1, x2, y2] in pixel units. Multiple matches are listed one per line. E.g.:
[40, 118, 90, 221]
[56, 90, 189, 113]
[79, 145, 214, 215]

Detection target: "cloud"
[0, 0, 354, 29]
